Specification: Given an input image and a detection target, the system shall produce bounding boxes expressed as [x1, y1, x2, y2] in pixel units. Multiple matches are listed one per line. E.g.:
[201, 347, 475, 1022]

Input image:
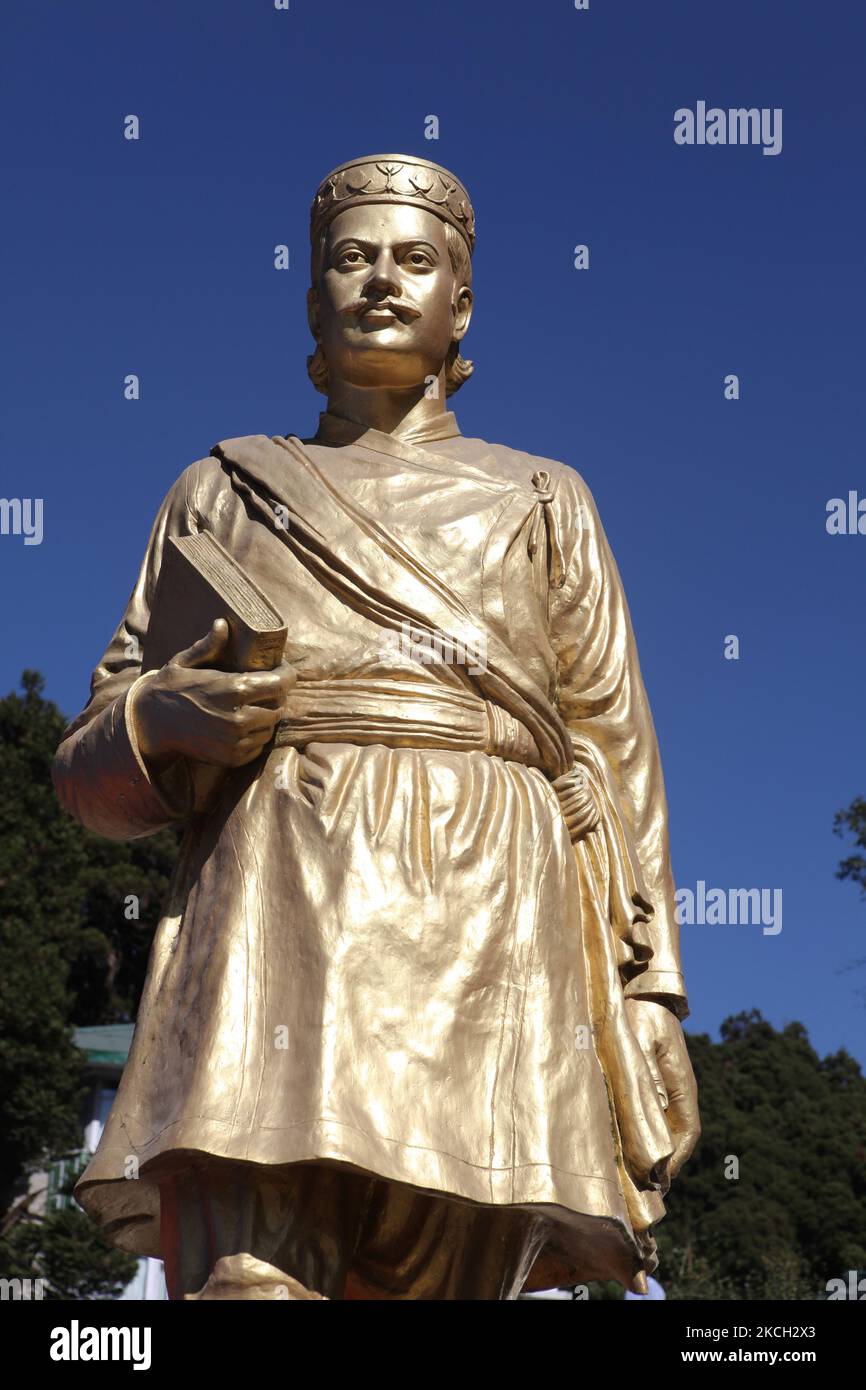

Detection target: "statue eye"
[339, 249, 366, 266]
[406, 251, 432, 266]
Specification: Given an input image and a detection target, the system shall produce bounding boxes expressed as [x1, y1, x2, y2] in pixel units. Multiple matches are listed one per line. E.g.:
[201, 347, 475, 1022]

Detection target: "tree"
[834, 796, 866, 899]
[655, 1011, 866, 1299]
[1, 1195, 137, 1300]
[0, 671, 177, 1295]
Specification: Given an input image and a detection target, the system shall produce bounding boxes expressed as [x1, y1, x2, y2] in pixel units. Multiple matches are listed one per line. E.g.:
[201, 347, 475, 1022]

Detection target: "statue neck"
[324, 371, 452, 442]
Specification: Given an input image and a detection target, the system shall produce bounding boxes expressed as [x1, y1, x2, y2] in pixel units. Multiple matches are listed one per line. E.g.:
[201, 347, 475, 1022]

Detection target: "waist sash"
[274, 678, 543, 768]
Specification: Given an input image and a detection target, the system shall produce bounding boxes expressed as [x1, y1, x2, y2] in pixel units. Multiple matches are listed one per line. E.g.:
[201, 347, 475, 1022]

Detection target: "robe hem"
[75, 1116, 638, 1266]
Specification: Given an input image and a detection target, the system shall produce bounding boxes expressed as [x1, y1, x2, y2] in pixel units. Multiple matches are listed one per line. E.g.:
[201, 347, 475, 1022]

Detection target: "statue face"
[311, 203, 472, 391]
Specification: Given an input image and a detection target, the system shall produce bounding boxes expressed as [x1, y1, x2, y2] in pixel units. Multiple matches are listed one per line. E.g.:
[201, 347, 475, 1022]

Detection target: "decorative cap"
[311, 153, 475, 252]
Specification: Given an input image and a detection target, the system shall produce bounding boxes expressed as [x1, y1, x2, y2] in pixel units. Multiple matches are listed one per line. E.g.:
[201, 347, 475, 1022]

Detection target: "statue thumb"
[174, 618, 230, 669]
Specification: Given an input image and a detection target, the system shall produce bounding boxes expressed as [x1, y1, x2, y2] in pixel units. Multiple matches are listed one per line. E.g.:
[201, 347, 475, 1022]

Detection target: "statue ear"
[452, 285, 473, 342]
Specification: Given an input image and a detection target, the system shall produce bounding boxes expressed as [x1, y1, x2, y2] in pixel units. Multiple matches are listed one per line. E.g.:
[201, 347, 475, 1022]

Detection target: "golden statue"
[53, 154, 699, 1301]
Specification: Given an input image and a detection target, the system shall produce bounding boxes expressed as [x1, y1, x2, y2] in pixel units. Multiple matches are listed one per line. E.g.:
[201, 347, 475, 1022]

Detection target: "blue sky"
[1, 1, 864, 1063]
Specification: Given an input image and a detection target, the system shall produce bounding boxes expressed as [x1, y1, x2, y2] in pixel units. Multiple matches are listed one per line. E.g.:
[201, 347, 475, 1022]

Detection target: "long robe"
[53, 409, 688, 1290]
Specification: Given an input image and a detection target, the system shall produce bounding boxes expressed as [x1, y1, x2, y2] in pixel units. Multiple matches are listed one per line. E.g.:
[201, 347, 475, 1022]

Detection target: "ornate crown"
[310, 153, 475, 252]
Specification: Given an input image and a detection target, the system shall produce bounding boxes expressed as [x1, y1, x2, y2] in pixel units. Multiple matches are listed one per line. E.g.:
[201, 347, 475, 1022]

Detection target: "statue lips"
[353, 300, 421, 331]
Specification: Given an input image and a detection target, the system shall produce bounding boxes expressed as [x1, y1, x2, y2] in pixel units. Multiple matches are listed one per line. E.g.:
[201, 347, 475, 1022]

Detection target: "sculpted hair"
[307, 221, 474, 397]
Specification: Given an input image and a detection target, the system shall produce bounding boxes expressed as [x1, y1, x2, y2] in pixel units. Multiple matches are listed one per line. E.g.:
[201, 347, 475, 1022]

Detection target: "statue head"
[307, 154, 475, 398]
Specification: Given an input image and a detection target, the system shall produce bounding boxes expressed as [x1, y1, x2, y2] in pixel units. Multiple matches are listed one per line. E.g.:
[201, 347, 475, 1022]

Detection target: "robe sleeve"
[51, 460, 212, 841]
[549, 467, 688, 1019]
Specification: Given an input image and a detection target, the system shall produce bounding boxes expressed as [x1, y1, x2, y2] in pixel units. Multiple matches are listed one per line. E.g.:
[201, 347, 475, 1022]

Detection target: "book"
[142, 531, 288, 674]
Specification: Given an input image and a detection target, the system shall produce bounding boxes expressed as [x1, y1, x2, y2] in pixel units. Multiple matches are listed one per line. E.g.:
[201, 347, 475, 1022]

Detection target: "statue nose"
[366, 256, 400, 296]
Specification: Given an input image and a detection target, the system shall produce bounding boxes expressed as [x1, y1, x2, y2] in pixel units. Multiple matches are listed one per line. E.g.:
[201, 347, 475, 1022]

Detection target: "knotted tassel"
[527, 469, 566, 588]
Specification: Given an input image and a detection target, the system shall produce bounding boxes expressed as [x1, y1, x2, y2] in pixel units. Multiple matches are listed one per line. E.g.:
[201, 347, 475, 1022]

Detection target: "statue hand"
[624, 997, 700, 1180]
[552, 767, 601, 843]
[131, 619, 297, 769]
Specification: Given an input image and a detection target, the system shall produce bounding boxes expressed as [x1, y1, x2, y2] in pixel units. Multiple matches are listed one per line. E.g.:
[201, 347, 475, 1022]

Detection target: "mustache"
[343, 299, 422, 322]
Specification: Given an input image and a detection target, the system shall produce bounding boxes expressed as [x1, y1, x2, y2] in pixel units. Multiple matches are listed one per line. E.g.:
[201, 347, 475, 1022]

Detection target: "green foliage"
[656, 1010, 866, 1300]
[0, 671, 177, 1263]
[0, 671, 90, 1210]
[834, 796, 866, 899]
[0, 1203, 137, 1301]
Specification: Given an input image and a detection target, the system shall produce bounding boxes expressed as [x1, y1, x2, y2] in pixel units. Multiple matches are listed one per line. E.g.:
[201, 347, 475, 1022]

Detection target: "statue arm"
[550, 469, 688, 1019]
[51, 461, 209, 840]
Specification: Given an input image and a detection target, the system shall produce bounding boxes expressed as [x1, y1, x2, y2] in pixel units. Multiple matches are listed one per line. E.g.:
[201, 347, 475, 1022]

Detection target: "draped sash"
[212, 433, 575, 780]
